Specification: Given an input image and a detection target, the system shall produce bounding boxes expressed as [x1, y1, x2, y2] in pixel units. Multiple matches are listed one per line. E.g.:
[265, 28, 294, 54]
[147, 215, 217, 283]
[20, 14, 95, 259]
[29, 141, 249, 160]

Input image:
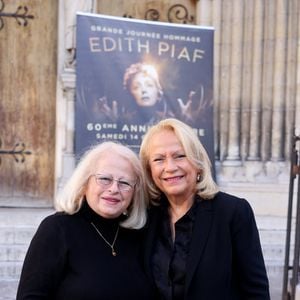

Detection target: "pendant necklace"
[91, 222, 119, 256]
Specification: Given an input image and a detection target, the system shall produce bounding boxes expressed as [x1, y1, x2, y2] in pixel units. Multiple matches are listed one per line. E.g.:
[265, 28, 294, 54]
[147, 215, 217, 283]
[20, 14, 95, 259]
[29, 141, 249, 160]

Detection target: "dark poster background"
[75, 13, 215, 166]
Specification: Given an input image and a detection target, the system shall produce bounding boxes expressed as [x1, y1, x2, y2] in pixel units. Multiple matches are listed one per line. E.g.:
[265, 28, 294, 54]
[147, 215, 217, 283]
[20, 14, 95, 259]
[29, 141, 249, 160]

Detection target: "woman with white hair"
[17, 141, 158, 299]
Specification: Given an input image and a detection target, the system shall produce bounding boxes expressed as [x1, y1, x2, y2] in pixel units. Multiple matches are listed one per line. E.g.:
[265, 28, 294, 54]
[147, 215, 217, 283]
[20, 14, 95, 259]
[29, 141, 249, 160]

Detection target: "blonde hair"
[139, 118, 219, 204]
[55, 142, 148, 229]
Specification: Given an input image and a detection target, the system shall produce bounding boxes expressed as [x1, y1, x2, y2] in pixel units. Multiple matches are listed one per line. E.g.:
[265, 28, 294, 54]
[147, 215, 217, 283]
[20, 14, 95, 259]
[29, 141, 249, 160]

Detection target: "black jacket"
[143, 192, 271, 300]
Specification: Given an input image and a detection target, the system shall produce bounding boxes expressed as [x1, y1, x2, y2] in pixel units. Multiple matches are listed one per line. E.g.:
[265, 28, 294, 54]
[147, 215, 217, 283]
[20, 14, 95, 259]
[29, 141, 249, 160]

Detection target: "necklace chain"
[91, 222, 119, 256]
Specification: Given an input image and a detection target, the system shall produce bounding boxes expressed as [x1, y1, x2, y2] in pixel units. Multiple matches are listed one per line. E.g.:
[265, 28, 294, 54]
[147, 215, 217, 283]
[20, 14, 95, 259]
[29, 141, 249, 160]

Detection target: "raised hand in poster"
[97, 96, 118, 122]
[177, 86, 212, 124]
[96, 95, 140, 124]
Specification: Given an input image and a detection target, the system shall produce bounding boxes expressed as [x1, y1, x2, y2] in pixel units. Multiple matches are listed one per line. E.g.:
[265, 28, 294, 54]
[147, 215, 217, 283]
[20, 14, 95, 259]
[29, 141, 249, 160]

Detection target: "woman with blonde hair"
[140, 118, 270, 300]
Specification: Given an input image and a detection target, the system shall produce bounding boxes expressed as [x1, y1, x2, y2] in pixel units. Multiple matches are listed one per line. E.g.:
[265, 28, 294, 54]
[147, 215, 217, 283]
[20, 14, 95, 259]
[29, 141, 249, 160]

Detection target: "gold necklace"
[91, 222, 119, 256]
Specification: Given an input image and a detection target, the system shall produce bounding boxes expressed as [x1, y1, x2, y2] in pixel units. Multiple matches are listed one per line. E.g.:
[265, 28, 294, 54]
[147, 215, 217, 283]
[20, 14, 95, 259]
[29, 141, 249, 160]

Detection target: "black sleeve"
[16, 215, 68, 300]
[231, 198, 271, 299]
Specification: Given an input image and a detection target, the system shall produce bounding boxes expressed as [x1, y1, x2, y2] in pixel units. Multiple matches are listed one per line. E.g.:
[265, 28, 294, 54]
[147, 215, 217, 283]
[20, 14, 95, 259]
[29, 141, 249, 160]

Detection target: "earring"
[196, 173, 201, 182]
[122, 210, 129, 217]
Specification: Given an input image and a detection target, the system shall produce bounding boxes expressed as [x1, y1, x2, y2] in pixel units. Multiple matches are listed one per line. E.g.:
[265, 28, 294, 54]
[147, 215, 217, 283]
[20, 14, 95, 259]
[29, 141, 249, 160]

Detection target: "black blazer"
[143, 192, 270, 300]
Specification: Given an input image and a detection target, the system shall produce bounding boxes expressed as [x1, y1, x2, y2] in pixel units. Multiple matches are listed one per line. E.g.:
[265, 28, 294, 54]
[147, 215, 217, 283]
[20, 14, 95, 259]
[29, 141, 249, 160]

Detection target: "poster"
[75, 13, 215, 166]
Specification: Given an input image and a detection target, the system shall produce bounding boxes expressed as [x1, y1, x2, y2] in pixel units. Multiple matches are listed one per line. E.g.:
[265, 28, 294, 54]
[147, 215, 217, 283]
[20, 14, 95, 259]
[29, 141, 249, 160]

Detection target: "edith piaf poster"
[75, 13, 215, 164]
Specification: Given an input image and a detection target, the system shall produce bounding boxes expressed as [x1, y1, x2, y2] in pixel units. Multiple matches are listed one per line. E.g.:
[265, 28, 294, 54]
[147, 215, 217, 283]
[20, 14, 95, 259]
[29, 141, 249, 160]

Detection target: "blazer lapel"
[185, 199, 214, 293]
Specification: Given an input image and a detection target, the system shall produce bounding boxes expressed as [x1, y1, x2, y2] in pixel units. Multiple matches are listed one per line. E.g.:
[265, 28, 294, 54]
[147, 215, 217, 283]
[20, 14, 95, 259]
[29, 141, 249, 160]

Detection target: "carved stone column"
[224, 0, 243, 164]
[271, 0, 287, 161]
[285, 0, 299, 157]
[297, 3, 300, 134]
[261, 1, 275, 162]
[212, 0, 222, 160]
[248, 0, 264, 161]
[196, 0, 212, 25]
[57, 69, 76, 190]
[218, 0, 231, 161]
[240, 1, 253, 161]
[56, 0, 97, 191]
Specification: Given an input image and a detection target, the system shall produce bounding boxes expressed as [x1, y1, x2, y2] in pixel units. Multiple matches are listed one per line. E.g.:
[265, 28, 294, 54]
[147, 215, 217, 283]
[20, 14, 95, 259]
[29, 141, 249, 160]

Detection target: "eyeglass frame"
[93, 173, 136, 192]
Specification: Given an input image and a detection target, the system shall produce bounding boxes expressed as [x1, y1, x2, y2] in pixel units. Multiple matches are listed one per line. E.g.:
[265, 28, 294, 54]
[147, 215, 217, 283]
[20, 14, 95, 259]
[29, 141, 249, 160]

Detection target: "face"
[85, 152, 136, 219]
[130, 73, 160, 107]
[148, 129, 199, 203]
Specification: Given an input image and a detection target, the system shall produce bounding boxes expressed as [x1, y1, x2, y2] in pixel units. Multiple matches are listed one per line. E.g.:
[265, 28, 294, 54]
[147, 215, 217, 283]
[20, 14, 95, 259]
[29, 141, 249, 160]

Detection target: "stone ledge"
[0, 228, 36, 244]
[0, 208, 54, 227]
[218, 182, 291, 217]
[216, 160, 290, 184]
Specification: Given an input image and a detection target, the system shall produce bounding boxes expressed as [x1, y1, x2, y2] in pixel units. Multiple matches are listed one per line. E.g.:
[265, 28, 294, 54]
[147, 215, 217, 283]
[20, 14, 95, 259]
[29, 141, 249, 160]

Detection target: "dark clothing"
[16, 202, 157, 300]
[144, 192, 271, 300]
[152, 198, 198, 300]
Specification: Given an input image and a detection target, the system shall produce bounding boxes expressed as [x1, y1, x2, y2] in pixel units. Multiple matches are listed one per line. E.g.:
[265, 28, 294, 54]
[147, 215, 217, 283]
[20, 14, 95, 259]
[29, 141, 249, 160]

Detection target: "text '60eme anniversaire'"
[86, 122, 205, 141]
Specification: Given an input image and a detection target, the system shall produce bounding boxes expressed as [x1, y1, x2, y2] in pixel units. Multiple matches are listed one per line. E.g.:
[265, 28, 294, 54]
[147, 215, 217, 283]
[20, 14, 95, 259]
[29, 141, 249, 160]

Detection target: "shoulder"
[36, 212, 82, 235]
[31, 212, 89, 249]
[39, 212, 72, 227]
[210, 191, 255, 220]
[213, 191, 251, 207]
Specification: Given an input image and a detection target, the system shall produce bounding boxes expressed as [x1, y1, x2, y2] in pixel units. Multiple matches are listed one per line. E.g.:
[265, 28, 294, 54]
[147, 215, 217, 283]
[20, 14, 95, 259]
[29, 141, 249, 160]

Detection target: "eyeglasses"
[93, 174, 136, 192]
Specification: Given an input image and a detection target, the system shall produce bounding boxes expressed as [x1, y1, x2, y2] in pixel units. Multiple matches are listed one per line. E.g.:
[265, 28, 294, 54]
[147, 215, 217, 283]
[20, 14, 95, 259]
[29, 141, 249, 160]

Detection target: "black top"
[152, 198, 198, 300]
[16, 202, 158, 300]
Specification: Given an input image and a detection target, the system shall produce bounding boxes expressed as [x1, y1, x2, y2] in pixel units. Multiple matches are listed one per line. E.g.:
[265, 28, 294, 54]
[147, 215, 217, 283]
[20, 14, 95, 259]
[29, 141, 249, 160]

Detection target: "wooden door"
[0, 0, 57, 207]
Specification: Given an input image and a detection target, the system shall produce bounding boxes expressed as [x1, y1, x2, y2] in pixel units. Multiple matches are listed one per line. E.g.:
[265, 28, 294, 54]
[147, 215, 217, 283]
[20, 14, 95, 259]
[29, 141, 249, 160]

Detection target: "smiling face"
[85, 152, 136, 219]
[129, 72, 160, 107]
[148, 129, 198, 204]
